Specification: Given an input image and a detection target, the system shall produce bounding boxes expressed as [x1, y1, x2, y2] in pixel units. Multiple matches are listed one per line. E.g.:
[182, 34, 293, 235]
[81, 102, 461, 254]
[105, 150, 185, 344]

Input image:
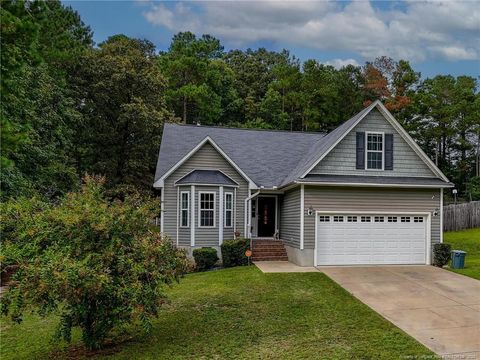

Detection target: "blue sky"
[65, 1, 479, 79]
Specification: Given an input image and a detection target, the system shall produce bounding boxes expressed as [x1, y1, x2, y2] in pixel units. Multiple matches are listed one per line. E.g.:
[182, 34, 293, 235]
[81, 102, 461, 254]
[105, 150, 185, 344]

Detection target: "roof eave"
[293, 180, 454, 189]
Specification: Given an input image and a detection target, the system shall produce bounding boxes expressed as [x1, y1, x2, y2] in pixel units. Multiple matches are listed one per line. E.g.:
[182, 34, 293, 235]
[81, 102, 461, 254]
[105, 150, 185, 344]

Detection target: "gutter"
[293, 180, 455, 189]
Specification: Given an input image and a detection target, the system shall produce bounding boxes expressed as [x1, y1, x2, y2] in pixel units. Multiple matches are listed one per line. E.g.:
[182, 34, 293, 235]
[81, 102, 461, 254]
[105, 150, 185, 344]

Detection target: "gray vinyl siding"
[303, 186, 441, 250]
[310, 109, 435, 178]
[162, 143, 248, 247]
[280, 188, 301, 248]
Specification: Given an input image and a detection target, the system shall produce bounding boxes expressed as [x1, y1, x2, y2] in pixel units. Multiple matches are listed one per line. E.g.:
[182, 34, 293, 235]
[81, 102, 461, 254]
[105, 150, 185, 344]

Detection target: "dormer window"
[366, 132, 384, 170]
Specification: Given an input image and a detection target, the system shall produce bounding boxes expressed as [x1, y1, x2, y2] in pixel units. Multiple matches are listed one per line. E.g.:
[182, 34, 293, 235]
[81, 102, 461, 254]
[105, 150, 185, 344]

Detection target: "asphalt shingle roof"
[154, 101, 449, 188]
[155, 125, 325, 188]
[175, 170, 238, 186]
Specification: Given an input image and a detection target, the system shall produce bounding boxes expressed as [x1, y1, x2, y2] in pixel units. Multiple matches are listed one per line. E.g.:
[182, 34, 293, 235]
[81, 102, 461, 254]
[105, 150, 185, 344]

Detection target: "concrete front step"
[252, 256, 289, 261]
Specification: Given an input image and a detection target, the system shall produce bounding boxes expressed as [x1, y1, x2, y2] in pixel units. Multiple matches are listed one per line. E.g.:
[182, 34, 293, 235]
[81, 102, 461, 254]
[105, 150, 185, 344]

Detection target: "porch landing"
[255, 261, 319, 273]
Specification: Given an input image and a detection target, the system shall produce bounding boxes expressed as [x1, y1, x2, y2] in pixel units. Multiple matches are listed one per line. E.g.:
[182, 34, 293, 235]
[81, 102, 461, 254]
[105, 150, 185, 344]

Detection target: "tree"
[224, 48, 293, 124]
[0, 0, 91, 199]
[73, 35, 172, 189]
[159, 32, 232, 124]
[362, 56, 420, 114]
[1, 64, 81, 200]
[412, 75, 479, 195]
[1, 176, 189, 349]
[301, 61, 364, 132]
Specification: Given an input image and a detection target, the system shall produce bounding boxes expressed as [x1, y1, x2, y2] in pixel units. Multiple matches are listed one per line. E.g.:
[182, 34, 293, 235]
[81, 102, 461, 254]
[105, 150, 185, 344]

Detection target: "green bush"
[0, 175, 189, 350]
[221, 238, 250, 268]
[433, 243, 452, 267]
[192, 247, 219, 271]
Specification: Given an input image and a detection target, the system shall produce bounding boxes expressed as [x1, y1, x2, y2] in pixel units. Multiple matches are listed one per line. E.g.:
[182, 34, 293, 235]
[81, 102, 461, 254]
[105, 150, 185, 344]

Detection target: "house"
[153, 100, 453, 266]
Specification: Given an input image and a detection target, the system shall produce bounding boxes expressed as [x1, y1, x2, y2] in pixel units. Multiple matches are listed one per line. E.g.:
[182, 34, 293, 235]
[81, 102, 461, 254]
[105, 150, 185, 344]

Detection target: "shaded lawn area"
[1, 266, 432, 359]
[444, 227, 480, 280]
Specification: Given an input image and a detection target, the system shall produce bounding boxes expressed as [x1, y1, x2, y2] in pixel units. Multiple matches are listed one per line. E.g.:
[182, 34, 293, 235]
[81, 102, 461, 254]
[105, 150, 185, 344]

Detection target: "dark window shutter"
[385, 133, 394, 170]
[356, 132, 365, 169]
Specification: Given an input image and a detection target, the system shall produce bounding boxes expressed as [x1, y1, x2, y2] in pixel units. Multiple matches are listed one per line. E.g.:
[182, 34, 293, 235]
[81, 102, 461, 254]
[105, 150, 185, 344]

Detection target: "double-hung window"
[366, 132, 384, 170]
[180, 191, 190, 227]
[224, 192, 233, 227]
[199, 192, 215, 227]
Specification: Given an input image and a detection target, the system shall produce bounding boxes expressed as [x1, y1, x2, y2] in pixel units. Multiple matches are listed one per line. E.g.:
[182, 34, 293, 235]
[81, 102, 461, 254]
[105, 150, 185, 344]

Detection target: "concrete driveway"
[319, 266, 480, 358]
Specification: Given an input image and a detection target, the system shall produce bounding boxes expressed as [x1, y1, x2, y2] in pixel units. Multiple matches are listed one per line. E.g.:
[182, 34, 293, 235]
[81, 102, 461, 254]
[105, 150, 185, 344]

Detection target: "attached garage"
[315, 213, 430, 266]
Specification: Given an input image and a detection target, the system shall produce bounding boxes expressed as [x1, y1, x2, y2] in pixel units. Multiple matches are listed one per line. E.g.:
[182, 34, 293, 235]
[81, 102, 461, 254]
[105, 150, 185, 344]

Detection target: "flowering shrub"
[1, 176, 188, 349]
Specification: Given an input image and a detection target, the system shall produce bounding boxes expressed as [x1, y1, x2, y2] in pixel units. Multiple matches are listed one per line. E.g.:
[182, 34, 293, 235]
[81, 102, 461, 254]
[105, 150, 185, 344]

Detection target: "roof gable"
[154, 136, 256, 188]
[294, 101, 449, 183]
[308, 108, 436, 178]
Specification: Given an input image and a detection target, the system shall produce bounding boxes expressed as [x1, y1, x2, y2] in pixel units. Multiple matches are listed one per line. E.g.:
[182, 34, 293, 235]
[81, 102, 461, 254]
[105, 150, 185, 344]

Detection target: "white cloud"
[324, 58, 360, 69]
[142, 1, 480, 62]
[429, 46, 478, 61]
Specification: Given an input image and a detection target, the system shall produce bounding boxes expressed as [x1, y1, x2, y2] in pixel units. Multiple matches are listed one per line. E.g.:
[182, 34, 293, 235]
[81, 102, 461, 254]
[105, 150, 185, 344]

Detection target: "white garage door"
[316, 214, 427, 265]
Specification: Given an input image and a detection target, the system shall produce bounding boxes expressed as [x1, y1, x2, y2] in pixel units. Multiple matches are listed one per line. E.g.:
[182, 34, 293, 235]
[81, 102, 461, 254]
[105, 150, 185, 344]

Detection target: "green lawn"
[444, 227, 480, 280]
[1, 266, 432, 360]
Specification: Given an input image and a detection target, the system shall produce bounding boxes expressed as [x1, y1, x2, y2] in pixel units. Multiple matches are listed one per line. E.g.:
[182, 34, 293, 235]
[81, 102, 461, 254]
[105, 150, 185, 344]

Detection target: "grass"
[1, 266, 433, 360]
[444, 227, 480, 280]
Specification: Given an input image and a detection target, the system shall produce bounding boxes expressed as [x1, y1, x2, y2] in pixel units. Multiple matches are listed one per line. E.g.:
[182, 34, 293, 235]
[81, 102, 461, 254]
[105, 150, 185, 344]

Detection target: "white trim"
[252, 197, 258, 238]
[314, 210, 431, 266]
[426, 213, 432, 265]
[300, 101, 450, 183]
[245, 190, 260, 238]
[176, 187, 179, 246]
[295, 181, 453, 189]
[198, 191, 216, 228]
[190, 185, 195, 246]
[374, 102, 449, 182]
[365, 131, 385, 171]
[179, 191, 190, 228]
[300, 184, 304, 250]
[154, 136, 257, 189]
[440, 188, 444, 243]
[224, 191, 234, 228]
[301, 102, 377, 178]
[314, 211, 318, 267]
[175, 182, 239, 188]
[219, 186, 224, 244]
[315, 210, 430, 215]
[233, 188, 237, 234]
[160, 189, 164, 233]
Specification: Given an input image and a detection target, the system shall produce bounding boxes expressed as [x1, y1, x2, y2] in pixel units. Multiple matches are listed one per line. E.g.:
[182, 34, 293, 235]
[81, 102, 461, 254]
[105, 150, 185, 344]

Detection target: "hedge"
[433, 243, 452, 267]
[192, 247, 219, 271]
[221, 238, 250, 268]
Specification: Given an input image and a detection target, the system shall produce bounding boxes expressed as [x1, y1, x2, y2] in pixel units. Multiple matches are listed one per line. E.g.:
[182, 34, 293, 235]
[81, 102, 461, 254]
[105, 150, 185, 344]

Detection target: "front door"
[257, 197, 276, 237]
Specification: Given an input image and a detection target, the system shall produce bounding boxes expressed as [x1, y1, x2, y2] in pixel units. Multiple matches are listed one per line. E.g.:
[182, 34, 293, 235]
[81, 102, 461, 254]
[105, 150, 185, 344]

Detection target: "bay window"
[224, 192, 233, 227]
[199, 192, 215, 227]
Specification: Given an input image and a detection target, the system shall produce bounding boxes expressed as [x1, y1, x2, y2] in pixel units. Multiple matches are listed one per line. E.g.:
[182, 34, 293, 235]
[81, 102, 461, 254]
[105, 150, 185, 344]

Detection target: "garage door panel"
[316, 213, 427, 265]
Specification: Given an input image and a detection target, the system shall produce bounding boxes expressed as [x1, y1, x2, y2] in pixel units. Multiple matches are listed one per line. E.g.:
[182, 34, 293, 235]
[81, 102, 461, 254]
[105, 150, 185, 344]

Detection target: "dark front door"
[257, 197, 276, 237]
